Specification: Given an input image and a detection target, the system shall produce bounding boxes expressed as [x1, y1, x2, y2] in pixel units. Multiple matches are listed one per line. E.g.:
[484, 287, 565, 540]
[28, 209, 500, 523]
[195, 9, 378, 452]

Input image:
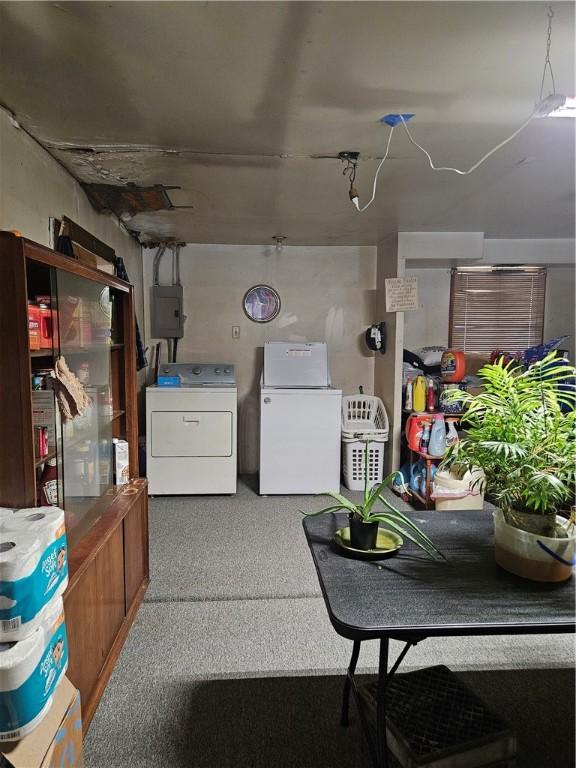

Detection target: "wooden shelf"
[97, 409, 125, 423]
[34, 448, 57, 467]
[403, 409, 463, 418]
[409, 488, 428, 505]
[64, 412, 125, 450]
[411, 449, 445, 461]
[93, 409, 125, 424]
[1, 232, 145, 738]
[408, 447, 438, 510]
[60, 343, 123, 354]
[31, 344, 122, 357]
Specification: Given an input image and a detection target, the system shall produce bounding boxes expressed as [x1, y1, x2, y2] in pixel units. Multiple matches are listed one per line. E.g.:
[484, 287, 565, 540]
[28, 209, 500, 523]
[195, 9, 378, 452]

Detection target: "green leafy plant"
[441, 352, 576, 537]
[303, 445, 444, 560]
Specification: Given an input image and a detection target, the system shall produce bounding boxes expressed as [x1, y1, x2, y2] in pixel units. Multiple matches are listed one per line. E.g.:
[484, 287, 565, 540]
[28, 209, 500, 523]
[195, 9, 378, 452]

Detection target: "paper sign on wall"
[385, 276, 419, 312]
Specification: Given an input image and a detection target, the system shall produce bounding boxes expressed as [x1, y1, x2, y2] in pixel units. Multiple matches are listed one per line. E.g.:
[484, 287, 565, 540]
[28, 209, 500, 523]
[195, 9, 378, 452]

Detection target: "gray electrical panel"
[151, 285, 184, 338]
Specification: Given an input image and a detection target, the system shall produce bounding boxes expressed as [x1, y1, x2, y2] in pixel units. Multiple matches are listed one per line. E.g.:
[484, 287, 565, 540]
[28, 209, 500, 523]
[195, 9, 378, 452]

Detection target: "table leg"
[341, 639, 361, 726]
[375, 637, 390, 768]
[425, 457, 433, 510]
[341, 637, 417, 768]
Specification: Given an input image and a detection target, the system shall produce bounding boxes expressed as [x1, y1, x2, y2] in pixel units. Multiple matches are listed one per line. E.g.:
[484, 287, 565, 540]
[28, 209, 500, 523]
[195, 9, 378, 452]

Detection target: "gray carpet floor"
[84, 477, 575, 768]
[85, 668, 575, 768]
[144, 476, 368, 601]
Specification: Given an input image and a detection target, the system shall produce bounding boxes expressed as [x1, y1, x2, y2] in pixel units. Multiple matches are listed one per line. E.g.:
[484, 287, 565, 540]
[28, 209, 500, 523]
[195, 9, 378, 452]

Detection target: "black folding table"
[303, 510, 575, 768]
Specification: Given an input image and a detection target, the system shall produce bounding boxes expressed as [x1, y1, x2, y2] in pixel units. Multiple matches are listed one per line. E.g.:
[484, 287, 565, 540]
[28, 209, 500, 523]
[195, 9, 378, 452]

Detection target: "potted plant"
[303, 445, 444, 561]
[442, 352, 576, 582]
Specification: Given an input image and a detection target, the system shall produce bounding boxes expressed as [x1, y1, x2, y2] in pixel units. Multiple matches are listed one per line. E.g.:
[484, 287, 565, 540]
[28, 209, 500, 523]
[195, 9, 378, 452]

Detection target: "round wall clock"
[99, 287, 112, 319]
[243, 285, 281, 323]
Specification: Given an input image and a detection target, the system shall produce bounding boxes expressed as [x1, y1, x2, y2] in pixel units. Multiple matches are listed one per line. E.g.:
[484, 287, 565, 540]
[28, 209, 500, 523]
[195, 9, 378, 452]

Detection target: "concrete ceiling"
[0, 1, 574, 245]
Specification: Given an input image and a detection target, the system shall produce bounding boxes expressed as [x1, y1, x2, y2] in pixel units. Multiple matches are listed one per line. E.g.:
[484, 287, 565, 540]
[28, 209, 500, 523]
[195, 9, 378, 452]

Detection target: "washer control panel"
[158, 363, 236, 387]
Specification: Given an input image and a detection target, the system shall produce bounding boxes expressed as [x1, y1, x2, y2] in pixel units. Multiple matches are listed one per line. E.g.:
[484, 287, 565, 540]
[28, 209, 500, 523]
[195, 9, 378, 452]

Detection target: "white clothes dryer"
[146, 363, 237, 495]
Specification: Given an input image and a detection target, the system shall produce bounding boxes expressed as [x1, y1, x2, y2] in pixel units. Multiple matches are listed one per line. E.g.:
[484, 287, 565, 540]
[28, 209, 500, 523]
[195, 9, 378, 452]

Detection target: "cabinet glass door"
[27, 259, 62, 507]
[55, 270, 115, 544]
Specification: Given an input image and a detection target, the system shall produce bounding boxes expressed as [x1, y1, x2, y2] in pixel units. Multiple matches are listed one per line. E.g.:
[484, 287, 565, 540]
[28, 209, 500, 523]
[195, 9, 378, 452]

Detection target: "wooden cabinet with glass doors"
[0, 232, 149, 731]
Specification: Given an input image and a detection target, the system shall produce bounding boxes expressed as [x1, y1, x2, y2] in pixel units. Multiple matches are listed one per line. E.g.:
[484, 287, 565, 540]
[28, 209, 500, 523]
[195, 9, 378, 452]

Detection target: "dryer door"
[151, 411, 233, 457]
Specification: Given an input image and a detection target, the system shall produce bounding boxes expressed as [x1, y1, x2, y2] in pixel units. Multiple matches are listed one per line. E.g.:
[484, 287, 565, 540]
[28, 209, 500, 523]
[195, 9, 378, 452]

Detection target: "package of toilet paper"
[0, 508, 68, 642]
[0, 596, 68, 740]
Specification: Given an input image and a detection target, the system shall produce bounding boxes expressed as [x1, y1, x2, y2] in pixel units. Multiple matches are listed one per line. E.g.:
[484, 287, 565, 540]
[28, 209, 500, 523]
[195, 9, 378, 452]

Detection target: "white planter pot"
[493, 509, 576, 583]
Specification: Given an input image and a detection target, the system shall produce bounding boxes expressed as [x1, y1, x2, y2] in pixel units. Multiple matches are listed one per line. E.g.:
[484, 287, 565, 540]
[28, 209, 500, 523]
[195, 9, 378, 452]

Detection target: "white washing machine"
[259, 342, 342, 494]
[146, 363, 237, 495]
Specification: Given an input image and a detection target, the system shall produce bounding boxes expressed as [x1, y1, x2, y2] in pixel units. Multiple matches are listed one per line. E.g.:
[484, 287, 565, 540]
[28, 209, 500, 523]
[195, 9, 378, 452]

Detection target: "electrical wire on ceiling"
[347, 5, 570, 212]
[348, 127, 394, 211]
[170, 243, 182, 363]
[171, 243, 182, 286]
[152, 244, 166, 285]
[397, 110, 539, 177]
[153, 242, 183, 286]
[341, 155, 357, 190]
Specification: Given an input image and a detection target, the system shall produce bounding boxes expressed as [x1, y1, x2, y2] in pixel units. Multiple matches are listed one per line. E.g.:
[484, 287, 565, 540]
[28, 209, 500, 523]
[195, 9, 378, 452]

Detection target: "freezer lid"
[263, 341, 330, 387]
[147, 385, 237, 394]
[261, 387, 342, 396]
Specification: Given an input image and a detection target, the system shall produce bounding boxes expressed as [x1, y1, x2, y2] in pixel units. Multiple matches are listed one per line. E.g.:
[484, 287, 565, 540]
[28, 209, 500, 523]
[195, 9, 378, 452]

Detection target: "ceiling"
[0, 1, 574, 245]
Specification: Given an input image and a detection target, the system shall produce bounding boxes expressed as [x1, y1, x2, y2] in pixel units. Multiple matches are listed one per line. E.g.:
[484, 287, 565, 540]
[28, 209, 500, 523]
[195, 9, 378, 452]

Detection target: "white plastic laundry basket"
[341, 396, 389, 491]
[342, 396, 389, 439]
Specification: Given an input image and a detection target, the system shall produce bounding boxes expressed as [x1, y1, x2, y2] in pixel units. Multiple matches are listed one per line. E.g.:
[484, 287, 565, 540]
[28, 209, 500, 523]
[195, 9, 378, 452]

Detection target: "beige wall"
[544, 267, 576, 362]
[374, 236, 403, 472]
[143, 243, 377, 473]
[0, 107, 145, 364]
[404, 267, 452, 351]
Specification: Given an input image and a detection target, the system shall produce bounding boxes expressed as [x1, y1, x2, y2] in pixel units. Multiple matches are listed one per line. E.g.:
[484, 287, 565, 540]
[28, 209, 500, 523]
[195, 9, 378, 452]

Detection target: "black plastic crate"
[360, 665, 516, 768]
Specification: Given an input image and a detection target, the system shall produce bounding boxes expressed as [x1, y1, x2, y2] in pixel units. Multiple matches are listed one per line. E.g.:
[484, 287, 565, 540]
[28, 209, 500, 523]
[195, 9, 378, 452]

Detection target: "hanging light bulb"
[348, 185, 360, 210]
[273, 235, 287, 253]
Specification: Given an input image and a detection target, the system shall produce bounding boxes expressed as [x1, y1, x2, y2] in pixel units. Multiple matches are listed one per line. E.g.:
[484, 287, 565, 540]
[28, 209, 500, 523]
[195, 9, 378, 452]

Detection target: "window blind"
[448, 267, 546, 354]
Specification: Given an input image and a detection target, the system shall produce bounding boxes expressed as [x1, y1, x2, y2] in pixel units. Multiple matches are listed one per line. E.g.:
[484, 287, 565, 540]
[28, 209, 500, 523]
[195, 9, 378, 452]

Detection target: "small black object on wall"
[365, 323, 386, 354]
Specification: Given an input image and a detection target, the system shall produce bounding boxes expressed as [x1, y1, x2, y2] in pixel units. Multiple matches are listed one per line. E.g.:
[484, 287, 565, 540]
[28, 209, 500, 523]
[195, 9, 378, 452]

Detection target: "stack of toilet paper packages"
[0, 507, 69, 741]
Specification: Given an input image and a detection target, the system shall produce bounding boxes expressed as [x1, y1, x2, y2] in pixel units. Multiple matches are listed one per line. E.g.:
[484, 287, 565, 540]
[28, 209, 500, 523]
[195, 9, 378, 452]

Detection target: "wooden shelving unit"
[0, 232, 149, 732]
[404, 414, 461, 510]
[407, 448, 439, 510]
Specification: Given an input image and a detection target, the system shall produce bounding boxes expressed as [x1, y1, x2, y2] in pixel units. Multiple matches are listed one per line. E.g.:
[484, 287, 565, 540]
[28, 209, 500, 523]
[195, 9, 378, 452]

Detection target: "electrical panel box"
[151, 285, 184, 338]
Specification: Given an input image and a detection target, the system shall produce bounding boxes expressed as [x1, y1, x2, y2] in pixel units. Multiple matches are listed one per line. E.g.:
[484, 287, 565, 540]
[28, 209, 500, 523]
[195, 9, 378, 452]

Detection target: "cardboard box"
[0, 678, 83, 768]
[465, 353, 490, 378]
[464, 384, 484, 397]
[70, 242, 114, 275]
[71, 243, 97, 269]
[435, 493, 485, 512]
[59, 298, 93, 348]
[32, 391, 56, 450]
[113, 439, 130, 485]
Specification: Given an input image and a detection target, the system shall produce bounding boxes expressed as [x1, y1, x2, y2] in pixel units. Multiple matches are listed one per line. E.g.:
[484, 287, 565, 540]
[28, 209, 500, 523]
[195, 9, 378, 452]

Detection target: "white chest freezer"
[259, 342, 342, 494]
